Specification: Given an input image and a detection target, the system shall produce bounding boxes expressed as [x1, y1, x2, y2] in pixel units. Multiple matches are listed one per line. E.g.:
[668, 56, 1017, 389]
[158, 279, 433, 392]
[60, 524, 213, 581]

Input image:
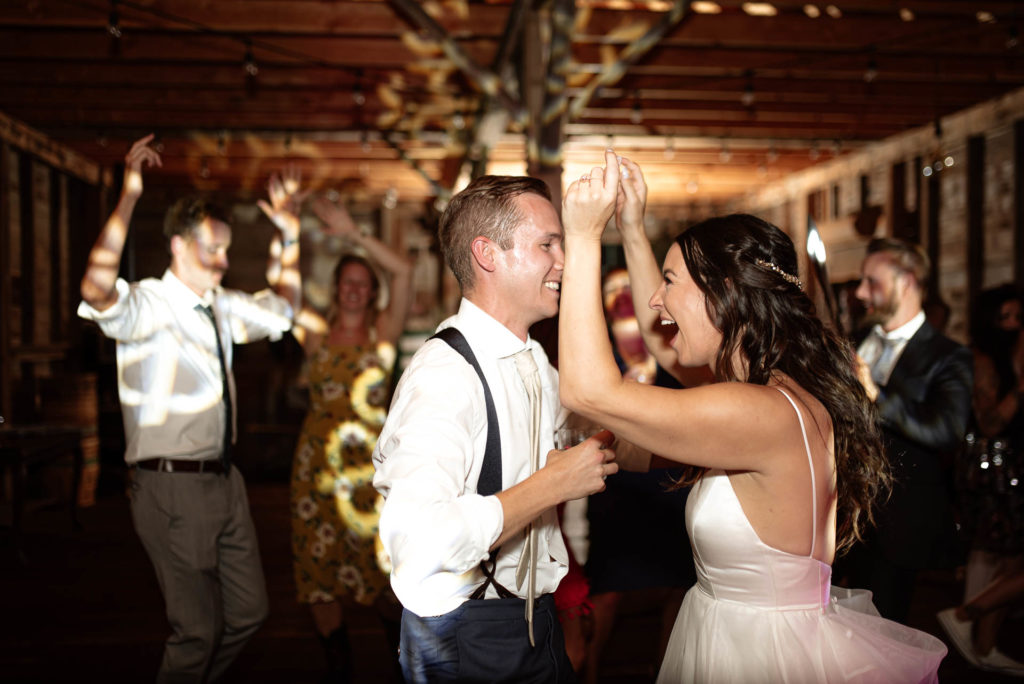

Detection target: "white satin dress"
[656, 390, 947, 683]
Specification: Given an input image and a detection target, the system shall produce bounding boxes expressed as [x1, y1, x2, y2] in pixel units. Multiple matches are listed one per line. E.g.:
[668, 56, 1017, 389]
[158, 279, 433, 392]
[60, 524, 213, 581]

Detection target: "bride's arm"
[558, 150, 626, 426]
[558, 153, 796, 473]
[614, 157, 686, 381]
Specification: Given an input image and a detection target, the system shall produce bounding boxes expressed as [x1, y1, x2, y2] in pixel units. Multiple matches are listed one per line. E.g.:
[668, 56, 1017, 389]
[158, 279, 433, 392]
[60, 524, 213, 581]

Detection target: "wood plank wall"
[0, 116, 104, 422]
[731, 87, 1024, 344]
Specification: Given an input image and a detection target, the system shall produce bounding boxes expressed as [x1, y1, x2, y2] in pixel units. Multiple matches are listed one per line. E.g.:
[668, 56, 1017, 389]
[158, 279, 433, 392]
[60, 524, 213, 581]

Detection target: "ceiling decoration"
[1, 0, 1021, 207]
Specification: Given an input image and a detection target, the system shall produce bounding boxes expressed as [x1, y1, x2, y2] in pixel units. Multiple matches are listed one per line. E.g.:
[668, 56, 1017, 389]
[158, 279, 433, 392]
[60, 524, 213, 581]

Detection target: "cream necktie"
[513, 348, 541, 647]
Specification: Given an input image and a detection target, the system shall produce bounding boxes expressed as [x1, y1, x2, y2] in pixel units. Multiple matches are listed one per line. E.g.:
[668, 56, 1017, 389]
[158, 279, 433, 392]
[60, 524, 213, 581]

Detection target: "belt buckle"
[160, 458, 174, 473]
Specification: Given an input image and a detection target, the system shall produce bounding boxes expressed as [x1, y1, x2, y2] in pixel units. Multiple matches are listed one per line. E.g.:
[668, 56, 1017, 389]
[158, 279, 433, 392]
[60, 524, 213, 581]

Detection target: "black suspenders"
[429, 327, 515, 599]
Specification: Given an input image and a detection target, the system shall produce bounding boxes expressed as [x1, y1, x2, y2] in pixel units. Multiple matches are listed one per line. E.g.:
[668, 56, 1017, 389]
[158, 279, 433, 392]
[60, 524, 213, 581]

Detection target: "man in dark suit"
[843, 237, 973, 623]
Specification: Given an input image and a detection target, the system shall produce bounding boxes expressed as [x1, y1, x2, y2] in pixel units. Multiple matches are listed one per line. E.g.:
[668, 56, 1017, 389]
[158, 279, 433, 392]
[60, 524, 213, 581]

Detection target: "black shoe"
[319, 625, 353, 684]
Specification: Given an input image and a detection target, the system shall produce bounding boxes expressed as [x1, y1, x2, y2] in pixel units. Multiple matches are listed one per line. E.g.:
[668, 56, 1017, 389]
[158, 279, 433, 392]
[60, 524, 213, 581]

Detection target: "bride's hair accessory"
[755, 258, 803, 289]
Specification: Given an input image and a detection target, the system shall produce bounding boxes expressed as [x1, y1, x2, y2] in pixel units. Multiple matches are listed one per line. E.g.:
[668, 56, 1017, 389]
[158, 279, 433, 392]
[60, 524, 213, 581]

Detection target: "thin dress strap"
[774, 388, 817, 558]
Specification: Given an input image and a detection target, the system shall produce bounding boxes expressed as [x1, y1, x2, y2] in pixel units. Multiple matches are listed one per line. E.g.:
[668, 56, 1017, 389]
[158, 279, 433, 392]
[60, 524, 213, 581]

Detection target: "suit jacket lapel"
[887, 319, 935, 385]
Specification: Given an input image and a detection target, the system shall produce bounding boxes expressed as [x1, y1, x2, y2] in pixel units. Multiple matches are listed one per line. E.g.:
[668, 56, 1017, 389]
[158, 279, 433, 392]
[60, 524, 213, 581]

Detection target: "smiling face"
[336, 260, 376, 314]
[854, 252, 911, 329]
[649, 243, 722, 369]
[171, 217, 231, 296]
[493, 193, 564, 336]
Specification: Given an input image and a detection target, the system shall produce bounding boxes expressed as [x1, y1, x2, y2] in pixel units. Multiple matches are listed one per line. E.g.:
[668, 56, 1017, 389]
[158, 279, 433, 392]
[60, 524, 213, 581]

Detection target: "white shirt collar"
[162, 269, 220, 309]
[873, 310, 925, 342]
[453, 297, 539, 360]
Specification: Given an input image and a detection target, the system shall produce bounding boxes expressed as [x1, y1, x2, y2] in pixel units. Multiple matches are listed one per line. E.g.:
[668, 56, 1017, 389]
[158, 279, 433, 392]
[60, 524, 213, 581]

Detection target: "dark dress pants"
[399, 593, 576, 683]
[131, 466, 268, 683]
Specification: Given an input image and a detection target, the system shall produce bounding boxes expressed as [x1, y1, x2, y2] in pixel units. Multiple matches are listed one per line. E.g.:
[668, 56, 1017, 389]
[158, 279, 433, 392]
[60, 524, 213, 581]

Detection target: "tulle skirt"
[656, 585, 946, 684]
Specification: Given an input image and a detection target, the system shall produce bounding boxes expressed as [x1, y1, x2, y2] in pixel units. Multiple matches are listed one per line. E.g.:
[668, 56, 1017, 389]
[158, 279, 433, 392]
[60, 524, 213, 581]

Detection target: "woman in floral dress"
[291, 196, 413, 682]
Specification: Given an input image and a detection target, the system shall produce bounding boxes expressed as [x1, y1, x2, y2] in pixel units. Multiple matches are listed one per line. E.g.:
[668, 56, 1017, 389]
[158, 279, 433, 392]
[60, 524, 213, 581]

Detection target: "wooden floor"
[2, 470, 1022, 683]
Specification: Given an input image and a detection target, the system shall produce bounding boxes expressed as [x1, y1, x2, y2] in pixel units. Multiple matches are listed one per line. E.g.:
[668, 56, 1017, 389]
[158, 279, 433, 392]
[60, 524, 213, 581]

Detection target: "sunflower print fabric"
[291, 341, 396, 605]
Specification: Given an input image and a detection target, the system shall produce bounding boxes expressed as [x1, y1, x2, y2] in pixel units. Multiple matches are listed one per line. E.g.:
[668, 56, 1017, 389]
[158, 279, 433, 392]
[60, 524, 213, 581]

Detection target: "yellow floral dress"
[291, 340, 396, 605]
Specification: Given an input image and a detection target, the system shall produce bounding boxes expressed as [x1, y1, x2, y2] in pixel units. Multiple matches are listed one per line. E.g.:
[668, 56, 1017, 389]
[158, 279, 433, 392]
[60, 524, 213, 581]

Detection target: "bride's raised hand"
[615, 156, 647, 239]
[563, 149, 619, 241]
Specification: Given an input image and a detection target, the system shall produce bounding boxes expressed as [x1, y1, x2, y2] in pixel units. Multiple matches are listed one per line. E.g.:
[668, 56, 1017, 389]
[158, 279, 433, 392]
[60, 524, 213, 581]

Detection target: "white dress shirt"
[77, 269, 293, 463]
[857, 310, 926, 387]
[372, 298, 569, 618]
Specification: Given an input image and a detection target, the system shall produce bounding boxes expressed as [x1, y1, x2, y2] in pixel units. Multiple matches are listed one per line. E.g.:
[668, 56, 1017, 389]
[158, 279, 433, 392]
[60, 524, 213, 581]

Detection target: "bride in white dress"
[558, 151, 947, 683]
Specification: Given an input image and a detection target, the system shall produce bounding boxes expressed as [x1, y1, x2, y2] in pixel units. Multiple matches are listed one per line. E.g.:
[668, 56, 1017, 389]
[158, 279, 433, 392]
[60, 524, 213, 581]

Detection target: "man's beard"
[861, 291, 900, 328]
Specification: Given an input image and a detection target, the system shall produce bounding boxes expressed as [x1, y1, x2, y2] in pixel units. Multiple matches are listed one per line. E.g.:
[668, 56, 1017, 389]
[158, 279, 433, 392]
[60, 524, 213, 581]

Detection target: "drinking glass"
[554, 427, 593, 450]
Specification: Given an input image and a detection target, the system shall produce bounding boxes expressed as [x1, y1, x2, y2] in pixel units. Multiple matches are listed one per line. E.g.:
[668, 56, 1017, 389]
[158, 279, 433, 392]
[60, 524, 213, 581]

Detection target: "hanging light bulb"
[740, 71, 755, 107]
[108, 0, 122, 38]
[863, 55, 878, 83]
[741, 83, 755, 107]
[629, 103, 643, 125]
[629, 91, 643, 124]
[353, 70, 366, 106]
[243, 41, 258, 77]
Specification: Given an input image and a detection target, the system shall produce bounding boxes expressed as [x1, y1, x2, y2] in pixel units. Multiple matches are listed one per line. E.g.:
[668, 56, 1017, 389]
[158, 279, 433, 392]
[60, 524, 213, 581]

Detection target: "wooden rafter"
[387, 0, 526, 125]
[568, 0, 693, 122]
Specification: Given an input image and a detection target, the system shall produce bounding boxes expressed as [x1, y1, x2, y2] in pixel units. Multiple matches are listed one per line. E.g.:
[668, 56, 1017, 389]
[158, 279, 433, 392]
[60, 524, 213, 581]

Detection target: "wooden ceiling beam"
[569, 44, 1023, 75]
[568, 0, 691, 120]
[0, 0, 509, 36]
[0, 30, 440, 68]
[386, 0, 523, 123]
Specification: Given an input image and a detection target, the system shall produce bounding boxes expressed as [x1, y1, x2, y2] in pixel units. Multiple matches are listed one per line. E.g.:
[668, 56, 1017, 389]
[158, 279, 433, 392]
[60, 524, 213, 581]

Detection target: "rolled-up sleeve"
[77, 278, 158, 341]
[221, 288, 294, 343]
[372, 342, 504, 616]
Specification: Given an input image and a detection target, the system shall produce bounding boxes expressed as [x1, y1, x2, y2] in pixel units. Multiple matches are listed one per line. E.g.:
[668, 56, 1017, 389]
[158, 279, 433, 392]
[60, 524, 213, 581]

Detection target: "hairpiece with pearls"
[755, 258, 803, 288]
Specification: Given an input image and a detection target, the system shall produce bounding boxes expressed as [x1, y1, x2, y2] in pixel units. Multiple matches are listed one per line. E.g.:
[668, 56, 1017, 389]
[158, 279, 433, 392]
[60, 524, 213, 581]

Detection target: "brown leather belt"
[135, 458, 225, 474]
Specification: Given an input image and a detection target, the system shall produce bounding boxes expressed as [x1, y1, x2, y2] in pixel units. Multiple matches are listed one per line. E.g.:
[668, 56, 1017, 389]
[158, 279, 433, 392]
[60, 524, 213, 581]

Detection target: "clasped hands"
[562, 149, 648, 241]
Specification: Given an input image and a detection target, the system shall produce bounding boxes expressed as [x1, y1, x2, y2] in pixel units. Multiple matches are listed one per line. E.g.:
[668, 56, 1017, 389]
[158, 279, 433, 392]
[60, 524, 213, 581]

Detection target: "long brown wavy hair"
[671, 213, 890, 554]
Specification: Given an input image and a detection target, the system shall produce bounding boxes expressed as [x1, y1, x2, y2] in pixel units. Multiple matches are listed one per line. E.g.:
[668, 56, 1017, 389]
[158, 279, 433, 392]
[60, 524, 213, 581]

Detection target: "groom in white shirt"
[78, 135, 303, 682]
[373, 175, 616, 683]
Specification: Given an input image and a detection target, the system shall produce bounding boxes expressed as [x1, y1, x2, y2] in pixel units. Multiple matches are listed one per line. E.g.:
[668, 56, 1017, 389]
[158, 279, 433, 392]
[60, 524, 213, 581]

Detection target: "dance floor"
[2, 473, 1021, 683]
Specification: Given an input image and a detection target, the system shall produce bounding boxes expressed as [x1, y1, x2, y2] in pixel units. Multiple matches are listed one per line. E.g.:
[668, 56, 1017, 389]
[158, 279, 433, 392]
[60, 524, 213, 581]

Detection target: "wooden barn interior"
[1, 1, 1023, 681]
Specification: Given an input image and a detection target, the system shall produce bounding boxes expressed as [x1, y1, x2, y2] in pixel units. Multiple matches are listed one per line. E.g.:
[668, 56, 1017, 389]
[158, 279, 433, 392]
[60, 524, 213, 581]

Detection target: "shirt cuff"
[77, 278, 130, 320]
